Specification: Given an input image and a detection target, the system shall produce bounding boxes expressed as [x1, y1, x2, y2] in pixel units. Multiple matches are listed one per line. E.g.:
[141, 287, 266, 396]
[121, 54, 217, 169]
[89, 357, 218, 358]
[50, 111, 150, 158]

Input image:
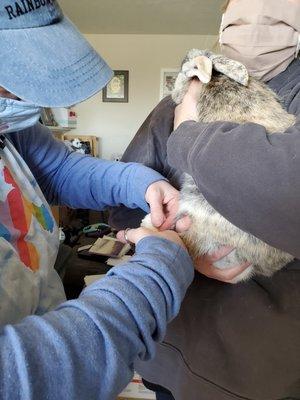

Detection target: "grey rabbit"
[142, 49, 295, 282]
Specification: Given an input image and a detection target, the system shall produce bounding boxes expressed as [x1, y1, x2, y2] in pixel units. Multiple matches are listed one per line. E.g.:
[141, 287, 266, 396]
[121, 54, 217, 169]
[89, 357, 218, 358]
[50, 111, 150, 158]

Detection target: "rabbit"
[142, 49, 296, 282]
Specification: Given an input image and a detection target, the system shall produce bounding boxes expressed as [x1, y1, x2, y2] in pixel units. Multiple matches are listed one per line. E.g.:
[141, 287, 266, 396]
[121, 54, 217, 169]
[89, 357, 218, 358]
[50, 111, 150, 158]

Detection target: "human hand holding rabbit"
[173, 79, 201, 130]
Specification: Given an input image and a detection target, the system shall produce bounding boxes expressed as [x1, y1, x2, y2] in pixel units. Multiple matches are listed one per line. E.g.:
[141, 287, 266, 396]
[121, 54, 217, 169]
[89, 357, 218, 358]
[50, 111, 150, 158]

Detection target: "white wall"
[72, 34, 217, 159]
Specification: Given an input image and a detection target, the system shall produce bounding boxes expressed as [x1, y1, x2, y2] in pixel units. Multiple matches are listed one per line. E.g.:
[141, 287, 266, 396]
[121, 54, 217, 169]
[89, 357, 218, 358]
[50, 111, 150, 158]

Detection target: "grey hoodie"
[109, 58, 300, 400]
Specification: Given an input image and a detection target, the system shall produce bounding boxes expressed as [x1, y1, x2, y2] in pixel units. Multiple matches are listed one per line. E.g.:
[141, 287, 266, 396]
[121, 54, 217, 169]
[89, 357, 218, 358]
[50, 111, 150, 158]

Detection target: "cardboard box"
[117, 373, 155, 400]
[51, 107, 77, 129]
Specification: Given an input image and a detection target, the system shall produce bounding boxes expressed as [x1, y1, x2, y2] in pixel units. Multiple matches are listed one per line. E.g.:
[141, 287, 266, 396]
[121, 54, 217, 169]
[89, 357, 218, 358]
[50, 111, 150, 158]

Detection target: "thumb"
[175, 215, 192, 233]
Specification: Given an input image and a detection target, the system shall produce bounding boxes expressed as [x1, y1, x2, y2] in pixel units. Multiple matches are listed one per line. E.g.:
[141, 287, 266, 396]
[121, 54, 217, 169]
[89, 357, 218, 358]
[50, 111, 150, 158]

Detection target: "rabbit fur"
[142, 49, 295, 282]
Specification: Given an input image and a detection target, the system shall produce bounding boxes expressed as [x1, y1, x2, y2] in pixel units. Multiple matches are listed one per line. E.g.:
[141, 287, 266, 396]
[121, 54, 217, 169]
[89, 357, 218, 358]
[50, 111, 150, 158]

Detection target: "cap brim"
[0, 17, 113, 107]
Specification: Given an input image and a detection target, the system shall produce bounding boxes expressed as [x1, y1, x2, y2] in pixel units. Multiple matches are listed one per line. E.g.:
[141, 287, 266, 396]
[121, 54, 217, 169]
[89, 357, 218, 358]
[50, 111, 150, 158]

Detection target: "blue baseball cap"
[0, 0, 113, 106]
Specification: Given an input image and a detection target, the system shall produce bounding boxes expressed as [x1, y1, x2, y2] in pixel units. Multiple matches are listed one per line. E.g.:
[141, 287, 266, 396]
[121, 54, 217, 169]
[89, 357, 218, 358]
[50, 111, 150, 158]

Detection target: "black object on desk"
[62, 235, 112, 300]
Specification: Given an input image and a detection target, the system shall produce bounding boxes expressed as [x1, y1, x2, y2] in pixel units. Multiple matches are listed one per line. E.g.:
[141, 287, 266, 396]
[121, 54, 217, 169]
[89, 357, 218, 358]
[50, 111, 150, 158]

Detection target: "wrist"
[128, 164, 166, 211]
[136, 236, 194, 286]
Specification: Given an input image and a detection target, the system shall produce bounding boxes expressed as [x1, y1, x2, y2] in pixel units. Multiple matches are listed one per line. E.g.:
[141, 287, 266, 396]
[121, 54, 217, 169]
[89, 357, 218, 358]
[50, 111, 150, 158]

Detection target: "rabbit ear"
[185, 56, 213, 84]
[211, 55, 249, 86]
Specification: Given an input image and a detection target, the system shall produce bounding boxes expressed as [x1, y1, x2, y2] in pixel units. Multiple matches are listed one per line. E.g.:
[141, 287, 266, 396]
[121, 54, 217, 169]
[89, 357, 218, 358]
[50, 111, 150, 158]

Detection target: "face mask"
[0, 97, 42, 134]
[219, 0, 300, 82]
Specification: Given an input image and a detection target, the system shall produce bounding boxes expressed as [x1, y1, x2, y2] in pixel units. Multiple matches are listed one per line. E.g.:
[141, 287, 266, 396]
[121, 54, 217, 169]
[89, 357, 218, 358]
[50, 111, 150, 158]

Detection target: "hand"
[173, 79, 203, 130]
[145, 180, 180, 230]
[117, 227, 187, 250]
[195, 246, 252, 284]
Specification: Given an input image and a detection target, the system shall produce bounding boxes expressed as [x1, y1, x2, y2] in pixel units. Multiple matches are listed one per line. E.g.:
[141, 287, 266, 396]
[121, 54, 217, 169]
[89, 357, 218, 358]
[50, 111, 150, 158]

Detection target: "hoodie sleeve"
[0, 236, 194, 400]
[167, 117, 300, 258]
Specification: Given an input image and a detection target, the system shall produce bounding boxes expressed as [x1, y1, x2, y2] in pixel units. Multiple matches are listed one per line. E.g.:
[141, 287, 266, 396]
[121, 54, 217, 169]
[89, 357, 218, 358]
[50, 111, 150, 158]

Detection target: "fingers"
[175, 215, 192, 233]
[158, 217, 175, 231]
[146, 182, 180, 229]
[117, 227, 187, 249]
[149, 194, 165, 227]
[116, 230, 128, 243]
[208, 246, 235, 262]
[210, 262, 251, 283]
[151, 209, 191, 232]
[117, 227, 153, 245]
[194, 255, 252, 284]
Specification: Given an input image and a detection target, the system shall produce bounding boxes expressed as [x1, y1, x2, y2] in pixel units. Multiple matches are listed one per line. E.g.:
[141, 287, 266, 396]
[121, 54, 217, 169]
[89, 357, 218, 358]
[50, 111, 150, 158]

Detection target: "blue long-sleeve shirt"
[0, 123, 167, 325]
[0, 123, 194, 399]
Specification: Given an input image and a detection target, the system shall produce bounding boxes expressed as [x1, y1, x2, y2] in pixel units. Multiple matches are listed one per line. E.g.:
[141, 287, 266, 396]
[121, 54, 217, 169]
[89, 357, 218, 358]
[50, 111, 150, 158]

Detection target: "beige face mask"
[219, 0, 300, 81]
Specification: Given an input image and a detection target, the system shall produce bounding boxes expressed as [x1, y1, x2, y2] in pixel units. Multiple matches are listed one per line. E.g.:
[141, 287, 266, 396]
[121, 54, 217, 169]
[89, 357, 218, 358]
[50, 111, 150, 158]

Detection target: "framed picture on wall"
[102, 70, 129, 103]
[160, 69, 179, 100]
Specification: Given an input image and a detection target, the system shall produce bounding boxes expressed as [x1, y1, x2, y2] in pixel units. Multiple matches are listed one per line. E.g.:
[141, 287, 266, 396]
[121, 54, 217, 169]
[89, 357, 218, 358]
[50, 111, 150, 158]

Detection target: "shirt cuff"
[128, 164, 167, 212]
[136, 236, 194, 294]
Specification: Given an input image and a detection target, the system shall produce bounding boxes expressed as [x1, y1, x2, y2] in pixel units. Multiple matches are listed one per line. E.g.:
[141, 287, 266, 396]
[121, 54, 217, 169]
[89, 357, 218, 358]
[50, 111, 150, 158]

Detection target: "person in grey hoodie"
[109, 0, 300, 399]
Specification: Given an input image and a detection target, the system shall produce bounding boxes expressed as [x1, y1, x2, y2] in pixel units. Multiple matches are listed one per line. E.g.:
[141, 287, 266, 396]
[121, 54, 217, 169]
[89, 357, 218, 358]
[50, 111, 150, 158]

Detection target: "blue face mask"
[0, 97, 42, 134]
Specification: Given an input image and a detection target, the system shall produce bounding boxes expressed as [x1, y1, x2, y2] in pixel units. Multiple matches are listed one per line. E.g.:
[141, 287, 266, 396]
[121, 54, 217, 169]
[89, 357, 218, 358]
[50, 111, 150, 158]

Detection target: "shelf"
[47, 126, 75, 133]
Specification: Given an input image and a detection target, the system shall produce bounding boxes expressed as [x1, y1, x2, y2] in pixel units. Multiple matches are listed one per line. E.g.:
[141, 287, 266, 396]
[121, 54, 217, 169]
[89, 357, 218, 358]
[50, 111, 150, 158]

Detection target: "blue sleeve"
[0, 237, 194, 400]
[14, 124, 165, 211]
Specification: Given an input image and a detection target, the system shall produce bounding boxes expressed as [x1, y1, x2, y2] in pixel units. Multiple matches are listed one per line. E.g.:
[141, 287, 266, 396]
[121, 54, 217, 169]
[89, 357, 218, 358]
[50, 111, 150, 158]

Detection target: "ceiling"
[59, 0, 224, 35]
